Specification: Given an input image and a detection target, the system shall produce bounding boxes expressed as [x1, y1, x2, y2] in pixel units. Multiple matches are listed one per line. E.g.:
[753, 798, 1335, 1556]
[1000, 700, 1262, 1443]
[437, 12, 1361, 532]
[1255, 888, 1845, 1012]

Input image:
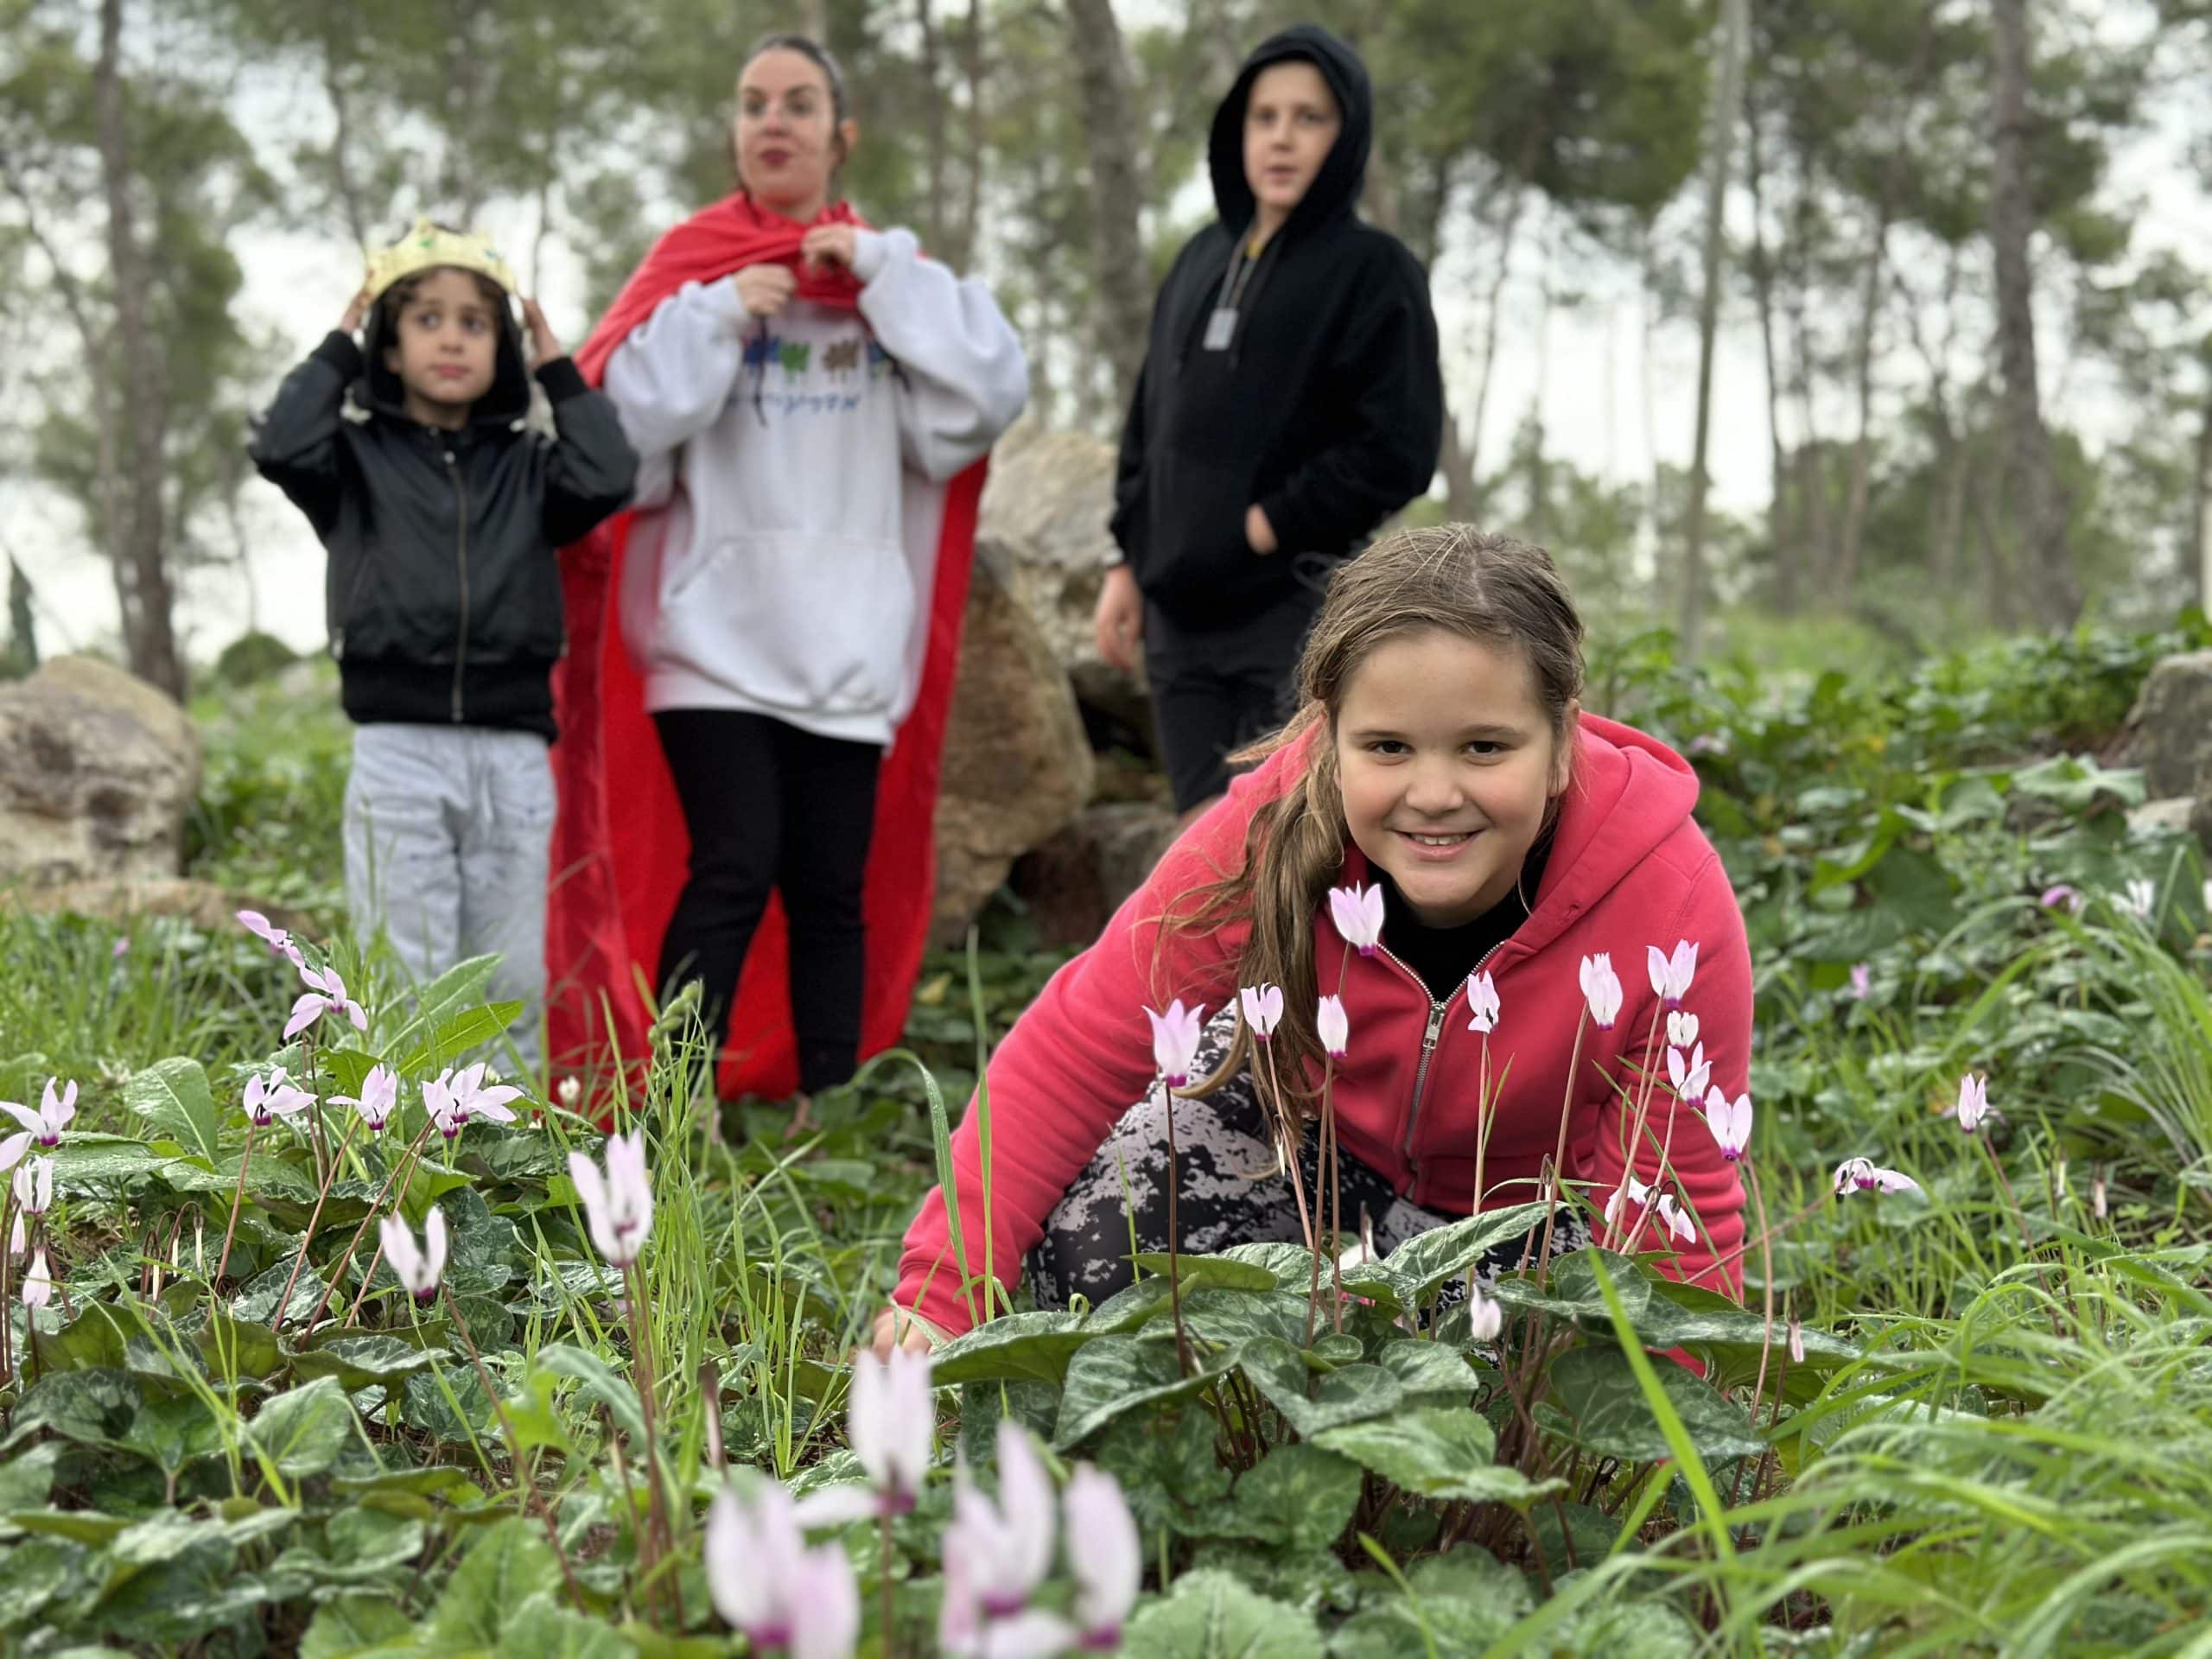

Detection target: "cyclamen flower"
[2202, 878, 2211, 918]
[1646, 939, 1699, 1007]
[556, 1076, 582, 1111]
[1067, 1463, 1141, 1649]
[378, 1206, 448, 1301]
[1464, 1281, 1503, 1344]
[1655, 1192, 1697, 1245]
[237, 908, 306, 965]
[1579, 954, 1623, 1030]
[1466, 970, 1500, 1035]
[330, 1065, 399, 1135]
[569, 1129, 654, 1268]
[12, 1155, 53, 1217]
[796, 1347, 936, 1526]
[1328, 881, 1385, 955]
[1788, 1317, 1805, 1365]
[1847, 963, 1872, 1000]
[1144, 1001, 1204, 1090]
[1666, 1042, 1711, 1103]
[2039, 884, 2085, 914]
[1834, 1157, 1920, 1198]
[950, 1421, 1059, 1620]
[2118, 879, 2156, 921]
[245, 1069, 315, 1128]
[283, 963, 368, 1040]
[424, 1064, 522, 1142]
[1316, 994, 1350, 1058]
[22, 1249, 53, 1310]
[1955, 1072, 1990, 1134]
[1704, 1087, 1752, 1160]
[705, 1484, 860, 1659]
[1666, 1010, 1699, 1049]
[2, 1077, 78, 1165]
[1238, 983, 1283, 1039]
[1603, 1174, 1654, 1231]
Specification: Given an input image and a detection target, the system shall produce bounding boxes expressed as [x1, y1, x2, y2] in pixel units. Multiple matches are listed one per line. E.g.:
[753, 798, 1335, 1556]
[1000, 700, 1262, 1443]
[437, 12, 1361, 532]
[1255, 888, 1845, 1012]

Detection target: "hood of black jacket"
[357, 280, 532, 429]
[1207, 22, 1372, 242]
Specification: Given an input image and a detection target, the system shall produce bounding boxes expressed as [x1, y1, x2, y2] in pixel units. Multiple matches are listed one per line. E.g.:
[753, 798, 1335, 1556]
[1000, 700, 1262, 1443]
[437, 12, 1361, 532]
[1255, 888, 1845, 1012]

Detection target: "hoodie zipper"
[1373, 938, 1508, 1183]
[445, 448, 470, 722]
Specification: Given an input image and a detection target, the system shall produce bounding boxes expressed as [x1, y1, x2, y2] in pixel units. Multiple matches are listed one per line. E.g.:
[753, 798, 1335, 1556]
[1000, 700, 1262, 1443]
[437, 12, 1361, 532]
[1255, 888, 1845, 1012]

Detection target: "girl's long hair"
[1162, 524, 1586, 1124]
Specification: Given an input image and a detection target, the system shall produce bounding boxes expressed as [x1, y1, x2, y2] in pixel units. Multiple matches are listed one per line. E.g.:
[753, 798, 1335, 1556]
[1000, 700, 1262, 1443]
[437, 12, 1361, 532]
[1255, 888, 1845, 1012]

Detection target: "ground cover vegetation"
[3, 615, 2209, 1656]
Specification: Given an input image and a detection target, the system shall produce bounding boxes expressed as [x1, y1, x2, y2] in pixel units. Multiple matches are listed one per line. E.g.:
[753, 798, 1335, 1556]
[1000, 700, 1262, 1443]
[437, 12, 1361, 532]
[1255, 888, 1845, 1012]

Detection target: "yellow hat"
[363, 217, 518, 302]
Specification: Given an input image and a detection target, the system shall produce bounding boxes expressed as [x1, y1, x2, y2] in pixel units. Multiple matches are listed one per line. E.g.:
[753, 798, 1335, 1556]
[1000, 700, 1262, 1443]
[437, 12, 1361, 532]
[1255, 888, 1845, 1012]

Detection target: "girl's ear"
[835, 118, 859, 170]
[1549, 700, 1582, 798]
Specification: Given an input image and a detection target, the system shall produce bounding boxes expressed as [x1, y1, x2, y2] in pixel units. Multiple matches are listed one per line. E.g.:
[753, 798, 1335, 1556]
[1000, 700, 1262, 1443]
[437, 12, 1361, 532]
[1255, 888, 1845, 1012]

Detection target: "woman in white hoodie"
[601, 33, 1027, 1109]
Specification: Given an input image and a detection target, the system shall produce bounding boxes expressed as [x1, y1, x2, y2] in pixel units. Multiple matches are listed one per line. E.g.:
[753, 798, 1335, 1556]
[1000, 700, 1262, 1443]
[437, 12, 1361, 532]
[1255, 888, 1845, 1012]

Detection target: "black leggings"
[1029, 1007, 1590, 1310]
[652, 709, 880, 1095]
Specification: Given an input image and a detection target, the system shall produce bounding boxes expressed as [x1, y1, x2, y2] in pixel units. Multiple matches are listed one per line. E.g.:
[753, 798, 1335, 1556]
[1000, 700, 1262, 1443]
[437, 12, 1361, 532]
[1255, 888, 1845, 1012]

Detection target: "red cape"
[546, 192, 985, 1102]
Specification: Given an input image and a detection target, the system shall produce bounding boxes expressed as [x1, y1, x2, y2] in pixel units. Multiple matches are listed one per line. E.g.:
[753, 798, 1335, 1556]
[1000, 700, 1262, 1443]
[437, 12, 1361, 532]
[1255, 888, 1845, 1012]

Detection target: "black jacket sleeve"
[247, 332, 362, 536]
[535, 357, 639, 548]
[1108, 354, 1151, 566]
[1255, 244, 1442, 555]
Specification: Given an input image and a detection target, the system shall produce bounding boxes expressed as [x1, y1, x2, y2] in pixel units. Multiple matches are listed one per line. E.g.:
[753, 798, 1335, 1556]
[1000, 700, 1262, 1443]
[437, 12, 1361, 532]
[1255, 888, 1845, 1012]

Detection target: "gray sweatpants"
[343, 723, 553, 1070]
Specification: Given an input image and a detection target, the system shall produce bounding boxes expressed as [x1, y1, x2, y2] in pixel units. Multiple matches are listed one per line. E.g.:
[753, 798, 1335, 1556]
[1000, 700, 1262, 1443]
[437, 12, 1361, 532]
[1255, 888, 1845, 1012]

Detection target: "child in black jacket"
[249, 219, 637, 1070]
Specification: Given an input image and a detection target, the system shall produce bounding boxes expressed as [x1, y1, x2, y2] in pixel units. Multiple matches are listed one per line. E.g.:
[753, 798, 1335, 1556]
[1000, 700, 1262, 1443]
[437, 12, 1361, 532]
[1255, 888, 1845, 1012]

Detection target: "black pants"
[1144, 583, 1325, 812]
[652, 709, 880, 1095]
[1028, 1007, 1589, 1312]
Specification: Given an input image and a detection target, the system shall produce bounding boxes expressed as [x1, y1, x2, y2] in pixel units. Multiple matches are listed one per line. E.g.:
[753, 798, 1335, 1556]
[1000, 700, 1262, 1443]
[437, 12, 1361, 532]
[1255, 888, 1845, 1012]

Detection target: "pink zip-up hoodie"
[896, 713, 1751, 1337]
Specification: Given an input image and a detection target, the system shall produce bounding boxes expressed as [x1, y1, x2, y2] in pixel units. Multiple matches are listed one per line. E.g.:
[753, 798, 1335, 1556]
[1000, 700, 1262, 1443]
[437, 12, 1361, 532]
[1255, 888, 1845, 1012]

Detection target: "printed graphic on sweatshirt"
[736, 327, 894, 422]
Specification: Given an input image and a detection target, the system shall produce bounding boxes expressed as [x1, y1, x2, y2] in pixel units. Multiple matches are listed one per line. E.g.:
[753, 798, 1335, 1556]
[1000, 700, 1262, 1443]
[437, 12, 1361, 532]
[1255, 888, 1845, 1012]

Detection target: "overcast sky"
[7, 9, 2207, 664]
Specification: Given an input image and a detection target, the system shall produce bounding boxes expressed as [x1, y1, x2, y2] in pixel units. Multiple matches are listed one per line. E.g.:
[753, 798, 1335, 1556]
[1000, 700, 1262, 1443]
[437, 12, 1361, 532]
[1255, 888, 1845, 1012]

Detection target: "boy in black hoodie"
[249, 219, 637, 1068]
[1097, 23, 1443, 815]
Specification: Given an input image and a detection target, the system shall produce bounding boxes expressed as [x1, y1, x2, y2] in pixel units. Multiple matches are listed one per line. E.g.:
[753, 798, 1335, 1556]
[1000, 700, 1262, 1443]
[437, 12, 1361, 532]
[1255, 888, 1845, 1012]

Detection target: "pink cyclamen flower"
[2, 1077, 78, 1164]
[1646, 940, 1699, 1007]
[330, 1065, 399, 1135]
[1239, 983, 1284, 1039]
[2038, 884, 2084, 914]
[1066, 1463, 1142, 1649]
[1704, 1086, 1752, 1161]
[378, 1205, 448, 1301]
[797, 1347, 937, 1527]
[1466, 969, 1500, 1035]
[950, 1421, 1059, 1620]
[446, 1062, 523, 1126]
[706, 1484, 860, 1659]
[12, 1154, 54, 1217]
[423, 1074, 466, 1141]
[284, 963, 368, 1040]
[1144, 1001, 1205, 1089]
[1328, 882, 1386, 955]
[2118, 879, 2156, 921]
[569, 1128, 655, 1268]
[237, 908, 304, 963]
[1316, 994, 1350, 1059]
[1666, 1042, 1711, 1103]
[1834, 1157, 1920, 1198]
[1464, 1281, 1503, 1344]
[1603, 1174, 1654, 1232]
[245, 1069, 316, 1128]
[1955, 1073, 1989, 1134]
[112, 934, 129, 960]
[22, 1249, 53, 1310]
[1847, 963, 1872, 1000]
[1579, 954, 1623, 1030]
[1788, 1317, 1806, 1365]
[1666, 1010, 1699, 1049]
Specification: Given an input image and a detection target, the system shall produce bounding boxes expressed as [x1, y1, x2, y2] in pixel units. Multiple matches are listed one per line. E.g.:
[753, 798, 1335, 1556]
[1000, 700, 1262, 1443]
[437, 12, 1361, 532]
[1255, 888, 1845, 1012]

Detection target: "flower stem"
[272, 1116, 361, 1338]
[1257, 1040, 1315, 1255]
[0, 1191, 14, 1382]
[443, 1285, 590, 1611]
[622, 1260, 683, 1630]
[212, 1123, 258, 1290]
[315, 1117, 437, 1330]
[880, 1507, 898, 1659]
[1535, 1009, 1589, 1286]
[1157, 1075, 1195, 1377]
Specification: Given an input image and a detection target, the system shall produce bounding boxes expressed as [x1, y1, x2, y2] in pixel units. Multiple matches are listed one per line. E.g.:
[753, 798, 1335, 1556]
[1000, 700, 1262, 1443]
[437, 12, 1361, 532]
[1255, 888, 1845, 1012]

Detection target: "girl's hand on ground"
[1246, 503, 1278, 554]
[733, 263, 798, 319]
[868, 1304, 939, 1360]
[522, 296, 563, 364]
[340, 284, 372, 336]
[800, 223, 859, 274]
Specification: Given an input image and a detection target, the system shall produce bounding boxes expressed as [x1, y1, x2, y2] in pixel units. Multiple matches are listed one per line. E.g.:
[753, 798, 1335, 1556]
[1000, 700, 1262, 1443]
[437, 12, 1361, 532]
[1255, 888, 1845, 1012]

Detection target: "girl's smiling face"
[1333, 628, 1576, 928]
[734, 48, 855, 221]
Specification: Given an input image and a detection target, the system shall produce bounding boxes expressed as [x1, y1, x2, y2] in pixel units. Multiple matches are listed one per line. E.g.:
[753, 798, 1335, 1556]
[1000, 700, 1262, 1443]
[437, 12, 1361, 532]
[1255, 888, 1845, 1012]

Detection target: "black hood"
[1206, 23, 1372, 241]
[357, 282, 532, 428]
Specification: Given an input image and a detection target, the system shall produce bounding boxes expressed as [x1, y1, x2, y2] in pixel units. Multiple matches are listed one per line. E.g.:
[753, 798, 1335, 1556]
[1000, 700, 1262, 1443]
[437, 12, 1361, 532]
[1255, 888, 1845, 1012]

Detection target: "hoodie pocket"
[1136, 448, 1274, 619]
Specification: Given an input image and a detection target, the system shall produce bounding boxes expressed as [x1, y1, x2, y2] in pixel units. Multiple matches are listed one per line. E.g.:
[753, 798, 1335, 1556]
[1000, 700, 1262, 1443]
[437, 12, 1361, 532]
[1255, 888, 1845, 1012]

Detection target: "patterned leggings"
[1029, 1007, 1589, 1312]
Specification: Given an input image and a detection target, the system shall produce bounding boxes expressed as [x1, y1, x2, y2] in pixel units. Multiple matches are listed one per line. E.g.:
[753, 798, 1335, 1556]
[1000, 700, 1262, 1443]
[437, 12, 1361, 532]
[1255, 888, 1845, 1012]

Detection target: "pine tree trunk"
[915, 0, 951, 257]
[1745, 99, 1794, 612]
[1066, 0, 1149, 419]
[1988, 0, 2079, 631]
[95, 0, 185, 701]
[1678, 0, 1750, 663]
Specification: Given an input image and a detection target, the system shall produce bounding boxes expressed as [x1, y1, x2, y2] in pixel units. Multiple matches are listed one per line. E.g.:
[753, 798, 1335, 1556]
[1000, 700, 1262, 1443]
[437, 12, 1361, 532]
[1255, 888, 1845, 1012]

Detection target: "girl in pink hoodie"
[878, 526, 1751, 1352]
